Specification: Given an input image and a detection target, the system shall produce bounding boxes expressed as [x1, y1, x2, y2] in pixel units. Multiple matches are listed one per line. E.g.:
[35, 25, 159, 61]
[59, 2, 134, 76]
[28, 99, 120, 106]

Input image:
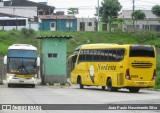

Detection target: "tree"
[131, 10, 146, 30]
[152, 5, 160, 18]
[67, 8, 79, 16]
[99, 0, 122, 32]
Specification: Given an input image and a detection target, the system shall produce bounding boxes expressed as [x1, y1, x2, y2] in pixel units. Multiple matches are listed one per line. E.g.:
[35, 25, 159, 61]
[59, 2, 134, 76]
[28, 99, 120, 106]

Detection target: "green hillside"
[0, 29, 160, 89]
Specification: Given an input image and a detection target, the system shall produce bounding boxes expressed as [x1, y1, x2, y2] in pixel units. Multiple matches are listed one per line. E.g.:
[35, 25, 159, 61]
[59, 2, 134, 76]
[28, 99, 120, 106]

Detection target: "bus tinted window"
[116, 49, 125, 61]
[77, 48, 125, 63]
[100, 50, 107, 61]
[78, 50, 84, 62]
[129, 46, 155, 57]
[93, 50, 101, 61]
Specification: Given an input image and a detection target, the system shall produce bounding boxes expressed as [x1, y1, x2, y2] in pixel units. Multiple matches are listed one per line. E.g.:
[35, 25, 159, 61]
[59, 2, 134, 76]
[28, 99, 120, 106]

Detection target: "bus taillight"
[126, 69, 131, 80]
[151, 69, 156, 81]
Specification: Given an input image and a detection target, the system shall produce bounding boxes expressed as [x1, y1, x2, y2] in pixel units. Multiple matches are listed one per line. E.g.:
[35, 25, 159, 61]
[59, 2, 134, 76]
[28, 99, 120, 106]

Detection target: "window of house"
[66, 21, 73, 28]
[48, 53, 58, 58]
[88, 22, 92, 26]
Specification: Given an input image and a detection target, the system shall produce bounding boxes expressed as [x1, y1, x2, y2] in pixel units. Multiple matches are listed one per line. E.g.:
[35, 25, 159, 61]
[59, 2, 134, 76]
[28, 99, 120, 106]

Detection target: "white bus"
[4, 44, 40, 88]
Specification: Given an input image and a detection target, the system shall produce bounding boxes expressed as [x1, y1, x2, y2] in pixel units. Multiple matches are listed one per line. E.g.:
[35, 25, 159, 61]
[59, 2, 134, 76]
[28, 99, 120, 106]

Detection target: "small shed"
[36, 36, 73, 84]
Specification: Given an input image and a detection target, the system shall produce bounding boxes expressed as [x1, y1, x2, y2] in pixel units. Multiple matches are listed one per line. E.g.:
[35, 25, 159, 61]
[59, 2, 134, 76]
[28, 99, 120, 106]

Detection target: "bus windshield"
[129, 45, 155, 57]
[8, 50, 37, 58]
[8, 58, 37, 74]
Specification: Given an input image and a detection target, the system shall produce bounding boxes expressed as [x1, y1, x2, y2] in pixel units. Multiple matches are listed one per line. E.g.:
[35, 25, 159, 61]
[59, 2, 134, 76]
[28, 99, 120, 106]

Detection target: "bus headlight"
[8, 76, 13, 79]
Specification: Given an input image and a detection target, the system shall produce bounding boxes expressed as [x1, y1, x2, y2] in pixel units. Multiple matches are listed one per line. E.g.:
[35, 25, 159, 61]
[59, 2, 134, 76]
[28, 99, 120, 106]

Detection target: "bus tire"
[107, 78, 118, 92]
[31, 84, 35, 88]
[8, 84, 11, 88]
[102, 86, 106, 90]
[129, 88, 140, 93]
[78, 76, 84, 89]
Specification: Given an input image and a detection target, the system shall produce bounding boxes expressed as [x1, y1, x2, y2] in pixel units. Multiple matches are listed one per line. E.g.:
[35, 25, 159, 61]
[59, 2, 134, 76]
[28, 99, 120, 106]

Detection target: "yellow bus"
[68, 44, 156, 92]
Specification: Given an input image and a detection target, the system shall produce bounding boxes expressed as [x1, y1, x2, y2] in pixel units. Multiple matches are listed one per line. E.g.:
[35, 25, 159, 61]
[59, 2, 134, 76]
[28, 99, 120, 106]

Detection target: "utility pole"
[132, 0, 135, 31]
[97, 0, 100, 31]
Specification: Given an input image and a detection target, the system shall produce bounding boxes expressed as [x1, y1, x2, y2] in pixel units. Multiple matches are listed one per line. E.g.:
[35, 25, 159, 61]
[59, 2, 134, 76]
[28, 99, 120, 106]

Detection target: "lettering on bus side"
[98, 64, 116, 71]
[134, 60, 150, 64]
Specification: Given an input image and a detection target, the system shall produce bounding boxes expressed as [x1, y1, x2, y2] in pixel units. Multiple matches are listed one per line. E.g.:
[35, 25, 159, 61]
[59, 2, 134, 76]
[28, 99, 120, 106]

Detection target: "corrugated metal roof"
[36, 36, 73, 39]
[38, 15, 77, 20]
[119, 10, 157, 19]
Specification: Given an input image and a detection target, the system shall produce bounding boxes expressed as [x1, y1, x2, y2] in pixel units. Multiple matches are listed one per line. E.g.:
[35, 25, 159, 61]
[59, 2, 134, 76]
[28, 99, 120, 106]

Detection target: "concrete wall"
[0, 6, 37, 19]
[77, 18, 97, 31]
[123, 19, 160, 32]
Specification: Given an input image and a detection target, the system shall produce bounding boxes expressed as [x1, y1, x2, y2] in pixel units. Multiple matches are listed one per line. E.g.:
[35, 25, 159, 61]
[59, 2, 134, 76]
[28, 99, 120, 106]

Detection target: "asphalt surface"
[0, 81, 160, 113]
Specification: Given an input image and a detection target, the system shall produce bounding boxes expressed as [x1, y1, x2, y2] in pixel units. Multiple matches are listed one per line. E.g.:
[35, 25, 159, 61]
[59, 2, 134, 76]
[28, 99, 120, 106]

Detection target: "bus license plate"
[19, 80, 24, 83]
[139, 82, 144, 85]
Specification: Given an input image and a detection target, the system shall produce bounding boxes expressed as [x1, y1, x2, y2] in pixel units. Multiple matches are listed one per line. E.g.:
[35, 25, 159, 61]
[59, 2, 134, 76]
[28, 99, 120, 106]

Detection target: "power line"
[136, 0, 159, 5]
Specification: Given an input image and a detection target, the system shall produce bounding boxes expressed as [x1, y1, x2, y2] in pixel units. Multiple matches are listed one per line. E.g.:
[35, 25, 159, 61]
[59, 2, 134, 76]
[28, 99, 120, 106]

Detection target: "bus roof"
[79, 43, 154, 49]
[8, 44, 37, 51]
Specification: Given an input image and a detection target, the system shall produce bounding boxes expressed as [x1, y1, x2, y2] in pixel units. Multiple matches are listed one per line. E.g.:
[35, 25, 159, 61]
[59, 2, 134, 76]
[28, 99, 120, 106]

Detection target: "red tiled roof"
[38, 15, 76, 19]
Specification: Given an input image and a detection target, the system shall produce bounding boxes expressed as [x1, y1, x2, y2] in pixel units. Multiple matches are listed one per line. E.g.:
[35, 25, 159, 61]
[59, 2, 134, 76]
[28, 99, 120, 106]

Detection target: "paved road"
[0, 83, 160, 113]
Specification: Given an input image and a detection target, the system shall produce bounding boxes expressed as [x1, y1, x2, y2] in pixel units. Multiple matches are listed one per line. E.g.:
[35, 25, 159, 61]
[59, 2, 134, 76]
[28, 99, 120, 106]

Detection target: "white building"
[119, 10, 160, 32]
[77, 18, 97, 31]
[0, 17, 38, 31]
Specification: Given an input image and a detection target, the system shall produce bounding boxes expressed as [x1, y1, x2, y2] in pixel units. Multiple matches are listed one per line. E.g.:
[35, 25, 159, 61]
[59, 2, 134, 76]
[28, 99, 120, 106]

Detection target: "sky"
[30, 0, 160, 17]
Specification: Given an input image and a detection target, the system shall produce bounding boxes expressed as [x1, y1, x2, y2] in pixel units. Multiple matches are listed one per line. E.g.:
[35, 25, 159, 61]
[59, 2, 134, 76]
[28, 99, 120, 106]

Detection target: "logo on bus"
[98, 64, 116, 71]
[89, 65, 94, 83]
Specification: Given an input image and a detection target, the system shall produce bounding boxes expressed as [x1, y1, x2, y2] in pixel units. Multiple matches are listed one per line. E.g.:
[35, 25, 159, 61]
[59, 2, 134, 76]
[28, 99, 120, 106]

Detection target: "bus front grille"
[131, 63, 152, 68]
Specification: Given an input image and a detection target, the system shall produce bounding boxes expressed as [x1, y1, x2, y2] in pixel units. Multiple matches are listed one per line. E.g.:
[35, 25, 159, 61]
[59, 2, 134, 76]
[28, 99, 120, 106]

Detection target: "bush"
[133, 31, 157, 43]
[21, 28, 35, 37]
[154, 70, 160, 89]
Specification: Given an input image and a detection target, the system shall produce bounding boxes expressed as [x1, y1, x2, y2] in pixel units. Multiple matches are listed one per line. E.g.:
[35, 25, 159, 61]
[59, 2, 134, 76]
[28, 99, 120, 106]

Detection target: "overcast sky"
[30, 0, 160, 17]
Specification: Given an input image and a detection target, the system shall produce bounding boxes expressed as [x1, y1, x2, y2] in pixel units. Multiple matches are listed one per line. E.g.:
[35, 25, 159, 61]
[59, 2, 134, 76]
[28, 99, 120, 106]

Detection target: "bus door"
[128, 45, 156, 85]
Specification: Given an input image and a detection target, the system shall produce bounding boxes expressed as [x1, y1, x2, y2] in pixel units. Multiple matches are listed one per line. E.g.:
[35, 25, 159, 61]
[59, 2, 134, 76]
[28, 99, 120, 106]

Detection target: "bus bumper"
[124, 80, 155, 88]
[7, 78, 36, 85]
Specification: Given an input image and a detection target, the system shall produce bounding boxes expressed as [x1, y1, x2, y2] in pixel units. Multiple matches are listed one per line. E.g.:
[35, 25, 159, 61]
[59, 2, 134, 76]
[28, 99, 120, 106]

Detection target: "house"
[0, 0, 55, 31]
[99, 19, 122, 32]
[0, 0, 55, 22]
[119, 10, 160, 32]
[38, 15, 77, 31]
[77, 18, 97, 31]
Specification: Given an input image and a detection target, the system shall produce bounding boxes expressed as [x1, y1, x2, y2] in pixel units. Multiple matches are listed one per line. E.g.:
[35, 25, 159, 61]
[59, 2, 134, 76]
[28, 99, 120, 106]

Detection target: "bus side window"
[78, 50, 84, 63]
[86, 50, 91, 61]
[88, 50, 93, 61]
[108, 50, 113, 61]
[93, 50, 97, 61]
[104, 50, 109, 61]
[70, 55, 77, 71]
[100, 50, 105, 61]
[112, 50, 116, 61]
[116, 49, 125, 61]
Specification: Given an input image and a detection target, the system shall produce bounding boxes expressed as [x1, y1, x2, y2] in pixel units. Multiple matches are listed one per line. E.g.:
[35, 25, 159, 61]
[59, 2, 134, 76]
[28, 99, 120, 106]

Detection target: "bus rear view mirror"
[37, 57, 40, 66]
[3, 55, 7, 65]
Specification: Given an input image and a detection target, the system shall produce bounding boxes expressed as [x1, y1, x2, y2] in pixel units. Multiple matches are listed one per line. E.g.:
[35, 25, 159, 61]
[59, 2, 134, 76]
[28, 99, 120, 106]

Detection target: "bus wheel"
[78, 77, 84, 89]
[31, 84, 35, 88]
[102, 86, 106, 90]
[129, 88, 140, 93]
[107, 79, 118, 92]
[8, 84, 11, 88]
